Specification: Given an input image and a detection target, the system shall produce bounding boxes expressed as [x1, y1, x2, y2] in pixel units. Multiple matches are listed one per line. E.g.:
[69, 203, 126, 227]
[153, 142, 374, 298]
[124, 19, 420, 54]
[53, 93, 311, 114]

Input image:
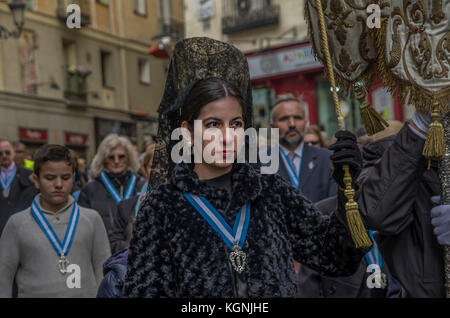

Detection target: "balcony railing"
[222, 0, 280, 34]
[152, 18, 185, 41]
[64, 72, 87, 104]
[56, 0, 91, 27]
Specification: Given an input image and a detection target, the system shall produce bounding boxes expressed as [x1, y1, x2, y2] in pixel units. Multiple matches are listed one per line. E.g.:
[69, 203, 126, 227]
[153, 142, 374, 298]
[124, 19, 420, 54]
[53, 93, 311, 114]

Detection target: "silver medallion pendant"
[2, 188, 9, 198]
[58, 256, 69, 275]
[229, 244, 246, 274]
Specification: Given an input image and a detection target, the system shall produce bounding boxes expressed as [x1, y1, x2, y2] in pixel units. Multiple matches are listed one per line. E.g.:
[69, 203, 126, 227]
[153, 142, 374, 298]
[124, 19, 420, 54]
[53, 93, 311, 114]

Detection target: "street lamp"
[0, 0, 25, 39]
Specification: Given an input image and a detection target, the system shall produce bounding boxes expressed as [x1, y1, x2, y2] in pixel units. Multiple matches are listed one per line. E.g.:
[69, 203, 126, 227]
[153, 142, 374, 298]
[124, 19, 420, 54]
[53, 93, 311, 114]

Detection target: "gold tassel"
[360, 104, 389, 136]
[343, 166, 373, 248]
[314, 0, 371, 248]
[422, 101, 445, 162]
[355, 85, 389, 136]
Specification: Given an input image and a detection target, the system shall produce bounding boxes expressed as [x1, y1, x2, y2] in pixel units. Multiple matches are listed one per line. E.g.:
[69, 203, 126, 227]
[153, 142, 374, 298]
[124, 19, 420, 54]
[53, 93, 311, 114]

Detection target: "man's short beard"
[280, 134, 303, 148]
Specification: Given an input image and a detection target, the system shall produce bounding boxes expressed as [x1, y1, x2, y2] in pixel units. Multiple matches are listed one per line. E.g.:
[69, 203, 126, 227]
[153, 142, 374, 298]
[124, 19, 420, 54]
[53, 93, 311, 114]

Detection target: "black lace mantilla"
[150, 37, 255, 188]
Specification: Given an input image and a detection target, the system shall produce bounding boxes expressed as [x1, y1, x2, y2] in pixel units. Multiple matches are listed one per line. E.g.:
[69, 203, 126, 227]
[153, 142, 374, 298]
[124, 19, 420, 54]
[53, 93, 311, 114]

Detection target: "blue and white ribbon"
[0, 164, 17, 192]
[100, 171, 136, 203]
[365, 230, 383, 271]
[280, 144, 304, 189]
[183, 193, 250, 250]
[30, 199, 80, 258]
[72, 190, 81, 202]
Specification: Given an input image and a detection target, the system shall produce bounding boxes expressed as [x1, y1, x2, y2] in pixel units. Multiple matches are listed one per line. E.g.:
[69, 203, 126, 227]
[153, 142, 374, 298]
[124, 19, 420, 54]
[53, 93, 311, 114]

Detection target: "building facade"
[0, 0, 184, 161]
[184, 0, 408, 138]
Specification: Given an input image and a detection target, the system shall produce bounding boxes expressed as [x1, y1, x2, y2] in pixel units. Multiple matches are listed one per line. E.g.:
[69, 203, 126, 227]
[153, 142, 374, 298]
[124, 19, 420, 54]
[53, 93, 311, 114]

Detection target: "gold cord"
[315, 0, 372, 248]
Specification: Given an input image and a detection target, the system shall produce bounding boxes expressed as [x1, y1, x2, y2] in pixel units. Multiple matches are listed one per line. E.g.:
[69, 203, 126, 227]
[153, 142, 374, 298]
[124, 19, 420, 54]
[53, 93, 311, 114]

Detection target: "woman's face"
[105, 146, 129, 175]
[189, 97, 245, 170]
[304, 133, 320, 147]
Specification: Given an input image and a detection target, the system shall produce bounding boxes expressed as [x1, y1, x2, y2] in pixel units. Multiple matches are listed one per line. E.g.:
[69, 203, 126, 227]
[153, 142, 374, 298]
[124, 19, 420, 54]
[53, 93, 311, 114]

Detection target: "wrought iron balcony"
[222, 0, 280, 34]
[56, 0, 91, 27]
[63, 70, 88, 104]
[152, 18, 185, 41]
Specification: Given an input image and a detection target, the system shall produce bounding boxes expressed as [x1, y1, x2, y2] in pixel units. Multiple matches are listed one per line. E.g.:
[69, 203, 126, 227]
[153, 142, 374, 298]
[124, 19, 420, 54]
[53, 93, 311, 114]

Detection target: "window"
[101, 51, 114, 88]
[26, 0, 36, 10]
[96, 0, 109, 5]
[159, 0, 172, 23]
[138, 59, 151, 85]
[134, 0, 147, 16]
[63, 40, 77, 67]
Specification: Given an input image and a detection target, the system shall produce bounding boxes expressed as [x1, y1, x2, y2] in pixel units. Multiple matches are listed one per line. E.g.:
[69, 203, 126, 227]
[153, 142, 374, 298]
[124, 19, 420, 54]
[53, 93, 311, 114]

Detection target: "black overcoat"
[124, 162, 366, 297]
[0, 166, 35, 236]
[357, 124, 443, 297]
[78, 174, 144, 238]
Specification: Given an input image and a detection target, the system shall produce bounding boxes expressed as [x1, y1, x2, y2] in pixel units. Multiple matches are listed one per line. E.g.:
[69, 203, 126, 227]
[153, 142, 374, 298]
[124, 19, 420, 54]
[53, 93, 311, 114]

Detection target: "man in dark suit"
[268, 95, 336, 203]
[0, 139, 35, 236]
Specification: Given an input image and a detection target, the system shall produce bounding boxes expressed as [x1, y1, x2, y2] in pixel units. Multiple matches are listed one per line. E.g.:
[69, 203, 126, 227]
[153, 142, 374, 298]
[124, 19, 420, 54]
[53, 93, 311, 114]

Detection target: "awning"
[149, 45, 170, 59]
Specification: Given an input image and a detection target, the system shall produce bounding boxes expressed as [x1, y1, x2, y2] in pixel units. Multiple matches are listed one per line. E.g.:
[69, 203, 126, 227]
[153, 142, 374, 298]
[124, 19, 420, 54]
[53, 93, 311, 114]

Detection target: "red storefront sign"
[65, 132, 88, 147]
[19, 128, 48, 143]
[246, 42, 323, 125]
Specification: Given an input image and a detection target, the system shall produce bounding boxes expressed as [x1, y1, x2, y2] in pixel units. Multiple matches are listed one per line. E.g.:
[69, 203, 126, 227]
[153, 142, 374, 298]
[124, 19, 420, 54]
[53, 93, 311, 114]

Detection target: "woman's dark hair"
[180, 78, 246, 125]
[33, 144, 75, 176]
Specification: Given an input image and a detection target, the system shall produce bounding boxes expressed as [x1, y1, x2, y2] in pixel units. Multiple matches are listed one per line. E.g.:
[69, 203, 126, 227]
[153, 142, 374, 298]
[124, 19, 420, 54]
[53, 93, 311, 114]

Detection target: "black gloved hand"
[328, 130, 362, 189]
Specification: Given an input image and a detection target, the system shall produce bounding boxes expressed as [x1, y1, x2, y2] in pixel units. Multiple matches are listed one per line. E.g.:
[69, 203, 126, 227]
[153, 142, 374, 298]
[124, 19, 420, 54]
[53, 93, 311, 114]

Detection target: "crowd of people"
[0, 37, 449, 298]
[0, 134, 156, 297]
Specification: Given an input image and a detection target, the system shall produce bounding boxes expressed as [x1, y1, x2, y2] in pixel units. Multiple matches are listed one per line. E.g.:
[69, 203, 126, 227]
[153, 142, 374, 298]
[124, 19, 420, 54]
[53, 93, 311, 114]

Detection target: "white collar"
[280, 142, 304, 158]
[34, 193, 75, 215]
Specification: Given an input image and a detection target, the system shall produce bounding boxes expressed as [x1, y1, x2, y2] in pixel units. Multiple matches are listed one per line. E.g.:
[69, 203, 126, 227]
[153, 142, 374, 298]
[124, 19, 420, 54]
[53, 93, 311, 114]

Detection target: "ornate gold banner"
[376, 0, 450, 115]
[305, 0, 380, 93]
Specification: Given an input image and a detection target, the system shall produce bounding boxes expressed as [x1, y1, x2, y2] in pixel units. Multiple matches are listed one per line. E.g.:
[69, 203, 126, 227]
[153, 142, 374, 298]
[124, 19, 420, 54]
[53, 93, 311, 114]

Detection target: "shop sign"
[65, 132, 88, 146]
[247, 45, 323, 80]
[19, 128, 48, 143]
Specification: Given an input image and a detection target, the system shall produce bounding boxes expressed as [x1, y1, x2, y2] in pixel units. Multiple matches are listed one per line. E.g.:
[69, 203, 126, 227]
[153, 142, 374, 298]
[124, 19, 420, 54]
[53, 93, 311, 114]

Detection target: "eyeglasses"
[107, 154, 127, 161]
[307, 141, 320, 146]
[0, 150, 12, 157]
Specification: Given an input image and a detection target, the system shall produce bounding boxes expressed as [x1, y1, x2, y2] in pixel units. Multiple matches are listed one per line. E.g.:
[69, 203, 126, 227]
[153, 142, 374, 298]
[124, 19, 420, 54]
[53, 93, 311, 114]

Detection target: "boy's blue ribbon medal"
[30, 199, 80, 275]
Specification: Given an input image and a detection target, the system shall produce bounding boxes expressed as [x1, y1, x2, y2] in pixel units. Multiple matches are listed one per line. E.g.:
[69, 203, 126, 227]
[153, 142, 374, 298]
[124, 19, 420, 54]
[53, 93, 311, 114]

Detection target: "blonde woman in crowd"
[304, 125, 330, 149]
[109, 144, 155, 254]
[97, 144, 158, 298]
[78, 134, 144, 240]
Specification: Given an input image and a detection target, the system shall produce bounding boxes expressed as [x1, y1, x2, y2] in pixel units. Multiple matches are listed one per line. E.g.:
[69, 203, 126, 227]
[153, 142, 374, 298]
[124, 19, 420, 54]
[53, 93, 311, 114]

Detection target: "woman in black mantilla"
[123, 37, 368, 297]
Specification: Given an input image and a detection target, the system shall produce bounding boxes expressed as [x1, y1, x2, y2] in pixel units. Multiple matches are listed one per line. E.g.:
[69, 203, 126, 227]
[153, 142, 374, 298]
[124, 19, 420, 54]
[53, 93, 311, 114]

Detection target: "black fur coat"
[123, 162, 365, 297]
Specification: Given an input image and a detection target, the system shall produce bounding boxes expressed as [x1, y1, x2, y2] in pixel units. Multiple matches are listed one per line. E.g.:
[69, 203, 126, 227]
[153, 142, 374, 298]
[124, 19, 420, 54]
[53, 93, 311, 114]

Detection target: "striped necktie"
[287, 151, 297, 168]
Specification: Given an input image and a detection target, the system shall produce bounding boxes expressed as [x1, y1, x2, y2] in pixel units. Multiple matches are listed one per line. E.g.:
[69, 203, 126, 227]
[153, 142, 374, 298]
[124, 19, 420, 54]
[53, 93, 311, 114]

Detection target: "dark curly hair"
[33, 144, 75, 176]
